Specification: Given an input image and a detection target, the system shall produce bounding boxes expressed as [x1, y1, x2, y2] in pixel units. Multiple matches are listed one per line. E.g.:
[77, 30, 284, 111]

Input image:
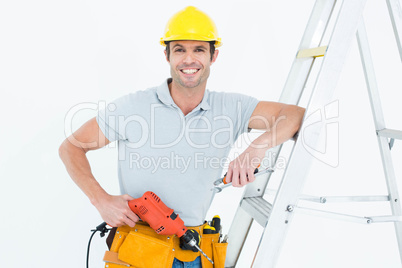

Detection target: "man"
[59, 6, 305, 268]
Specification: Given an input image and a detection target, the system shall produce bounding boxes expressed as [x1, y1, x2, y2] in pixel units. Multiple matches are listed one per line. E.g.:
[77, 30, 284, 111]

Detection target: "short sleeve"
[223, 93, 259, 141]
[96, 95, 130, 142]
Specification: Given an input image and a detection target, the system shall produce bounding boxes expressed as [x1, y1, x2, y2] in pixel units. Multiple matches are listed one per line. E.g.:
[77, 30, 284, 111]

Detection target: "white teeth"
[182, 69, 198, 74]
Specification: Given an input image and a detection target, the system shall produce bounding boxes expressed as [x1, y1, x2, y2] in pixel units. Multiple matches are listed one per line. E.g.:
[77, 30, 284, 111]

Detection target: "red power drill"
[128, 191, 213, 264]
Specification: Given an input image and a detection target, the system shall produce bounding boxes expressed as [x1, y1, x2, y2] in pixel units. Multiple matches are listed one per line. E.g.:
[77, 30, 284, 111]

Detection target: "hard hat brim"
[160, 37, 222, 48]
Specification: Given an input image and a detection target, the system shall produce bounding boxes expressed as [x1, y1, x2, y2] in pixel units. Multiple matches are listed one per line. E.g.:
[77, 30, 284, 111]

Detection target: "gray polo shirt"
[97, 79, 259, 226]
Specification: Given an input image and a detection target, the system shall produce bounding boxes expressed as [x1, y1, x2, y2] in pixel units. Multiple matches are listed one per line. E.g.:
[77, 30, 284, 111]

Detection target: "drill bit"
[194, 244, 214, 264]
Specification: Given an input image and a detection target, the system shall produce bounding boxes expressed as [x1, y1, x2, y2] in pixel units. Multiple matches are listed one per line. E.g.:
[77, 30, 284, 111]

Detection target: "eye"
[174, 48, 184, 52]
[195, 48, 206, 52]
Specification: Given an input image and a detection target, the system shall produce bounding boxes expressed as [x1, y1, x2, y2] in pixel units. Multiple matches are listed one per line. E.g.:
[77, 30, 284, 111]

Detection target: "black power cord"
[86, 222, 110, 268]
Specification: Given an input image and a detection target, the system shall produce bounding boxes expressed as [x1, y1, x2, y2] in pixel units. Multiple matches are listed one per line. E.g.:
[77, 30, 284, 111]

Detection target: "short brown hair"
[165, 41, 216, 61]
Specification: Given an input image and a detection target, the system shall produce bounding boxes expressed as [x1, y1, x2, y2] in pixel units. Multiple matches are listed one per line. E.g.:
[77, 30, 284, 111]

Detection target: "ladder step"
[296, 46, 328, 58]
[240, 197, 272, 226]
[377, 128, 402, 140]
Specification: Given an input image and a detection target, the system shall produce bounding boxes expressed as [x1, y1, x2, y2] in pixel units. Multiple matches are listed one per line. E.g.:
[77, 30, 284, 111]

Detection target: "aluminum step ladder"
[225, 0, 402, 267]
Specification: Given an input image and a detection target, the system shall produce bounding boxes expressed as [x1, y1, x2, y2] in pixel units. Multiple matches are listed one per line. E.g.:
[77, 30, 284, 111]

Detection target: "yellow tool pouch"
[200, 233, 228, 268]
[103, 222, 228, 268]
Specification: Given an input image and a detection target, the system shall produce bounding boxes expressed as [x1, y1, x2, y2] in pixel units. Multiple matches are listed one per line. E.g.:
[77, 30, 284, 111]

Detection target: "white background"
[1, 0, 402, 267]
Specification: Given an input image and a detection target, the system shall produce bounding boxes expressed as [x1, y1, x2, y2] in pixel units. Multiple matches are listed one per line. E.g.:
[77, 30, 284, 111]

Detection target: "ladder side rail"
[356, 19, 402, 263]
[243, 146, 283, 198]
[250, 0, 338, 200]
[374, 136, 402, 263]
[224, 207, 254, 268]
[252, 1, 368, 267]
[242, 0, 338, 200]
[225, 1, 337, 266]
[386, 0, 402, 62]
[225, 148, 282, 267]
[279, 0, 337, 104]
[356, 19, 386, 129]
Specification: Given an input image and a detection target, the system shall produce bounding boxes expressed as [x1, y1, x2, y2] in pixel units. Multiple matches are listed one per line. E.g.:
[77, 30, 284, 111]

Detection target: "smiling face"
[165, 40, 218, 90]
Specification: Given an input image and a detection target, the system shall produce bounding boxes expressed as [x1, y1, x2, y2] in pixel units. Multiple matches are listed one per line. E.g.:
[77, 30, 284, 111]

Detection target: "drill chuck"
[180, 230, 199, 252]
[187, 238, 196, 247]
[180, 230, 214, 264]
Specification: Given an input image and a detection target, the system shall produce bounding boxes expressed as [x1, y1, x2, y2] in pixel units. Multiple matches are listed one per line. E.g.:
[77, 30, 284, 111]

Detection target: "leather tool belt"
[103, 221, 228, 268]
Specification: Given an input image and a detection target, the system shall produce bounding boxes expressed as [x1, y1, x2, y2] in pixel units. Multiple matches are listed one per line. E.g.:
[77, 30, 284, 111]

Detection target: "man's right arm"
[59, 117, 139, 227]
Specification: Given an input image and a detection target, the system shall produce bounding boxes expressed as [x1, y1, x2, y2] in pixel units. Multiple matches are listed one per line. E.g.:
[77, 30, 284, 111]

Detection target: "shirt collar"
[156, 78, 211, 111]
[156, 78, 174, 105]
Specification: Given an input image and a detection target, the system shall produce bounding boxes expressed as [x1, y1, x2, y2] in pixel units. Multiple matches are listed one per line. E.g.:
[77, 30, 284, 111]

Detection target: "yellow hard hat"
[160, 6, 222, 47]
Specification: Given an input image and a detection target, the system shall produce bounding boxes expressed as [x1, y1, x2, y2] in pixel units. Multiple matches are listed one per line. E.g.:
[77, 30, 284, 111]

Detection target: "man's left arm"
[225, 101, 305, 187]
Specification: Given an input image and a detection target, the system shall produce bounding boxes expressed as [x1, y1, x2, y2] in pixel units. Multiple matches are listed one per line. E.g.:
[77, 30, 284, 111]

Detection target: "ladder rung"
[296, 46, 328, 58]
[377, 128, 402, 140]
[240, 197, 272, 226]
